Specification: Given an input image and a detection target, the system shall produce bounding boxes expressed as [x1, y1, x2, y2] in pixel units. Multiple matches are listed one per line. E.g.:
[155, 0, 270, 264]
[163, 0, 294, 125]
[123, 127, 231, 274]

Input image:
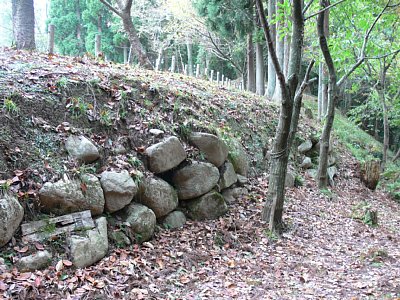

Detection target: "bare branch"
[99, 0, 122, 17]
[305, 0, 347, 21]
[303, 0, 315, 15]
[337, 0, 391, 87]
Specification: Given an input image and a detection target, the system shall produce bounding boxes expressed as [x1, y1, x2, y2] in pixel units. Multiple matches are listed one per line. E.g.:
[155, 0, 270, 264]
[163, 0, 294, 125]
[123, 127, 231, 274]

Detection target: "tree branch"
[303, 0, 316, 15]
[99, 0, 122, 17]
[337, 0, 391, 87]
[305, 0, 347, 21]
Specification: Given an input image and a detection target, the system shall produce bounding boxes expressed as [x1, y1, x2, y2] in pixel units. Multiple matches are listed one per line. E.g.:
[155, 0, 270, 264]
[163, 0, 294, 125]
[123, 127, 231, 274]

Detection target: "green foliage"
[351, 201, 378, 226]
[2, 98, 19, 115]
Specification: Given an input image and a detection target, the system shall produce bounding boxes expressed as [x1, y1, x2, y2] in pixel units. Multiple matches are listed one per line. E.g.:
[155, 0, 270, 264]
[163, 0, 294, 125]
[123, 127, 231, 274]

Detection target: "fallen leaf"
[55, 260, 64, 272]
[35, 243, 45, 250]
[62, 260, 73, 267]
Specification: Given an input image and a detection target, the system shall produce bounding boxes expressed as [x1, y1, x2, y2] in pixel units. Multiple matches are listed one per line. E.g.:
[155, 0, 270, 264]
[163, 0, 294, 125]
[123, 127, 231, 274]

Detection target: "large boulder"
[17, 251, 52, 272]
[145, 136, 186, 173]
[189, 132, 228, 167]
[122, 203, 156, 243]
[39, 174, 105, 216]
[137, 177, 178, 218]
[185, 191, 228, 220]
[162, 211, 187, 229]
[65, 135, 100, 163]
[219, 162, 238, 190]
[0, 195, 24, 247]
[100, 170, 137, 213]
[227, 141, 249, 176]
[298, 139, 313, 154]
[68, 217, 108, 268]
[172, 161, 220, 200]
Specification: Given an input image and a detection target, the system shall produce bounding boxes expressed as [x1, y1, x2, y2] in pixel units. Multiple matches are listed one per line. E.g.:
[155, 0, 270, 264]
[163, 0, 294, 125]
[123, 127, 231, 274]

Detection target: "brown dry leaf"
[14, 246, 29, 253]
[94, 280, 105, 289]
[0, 281, 6, 291]
[34, 243, 45, 250]
[34, 276, 41, 287]
[15, 273, 32, 281]
[62, 260, 73, 267]
[179, 276, 190, 284]
[227, 260, 235, 268]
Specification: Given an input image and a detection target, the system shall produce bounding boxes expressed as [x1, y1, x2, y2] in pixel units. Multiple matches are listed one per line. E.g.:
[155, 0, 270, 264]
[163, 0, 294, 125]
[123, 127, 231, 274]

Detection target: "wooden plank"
[23, 217, 95, 242]
[21, 210, 92, 236]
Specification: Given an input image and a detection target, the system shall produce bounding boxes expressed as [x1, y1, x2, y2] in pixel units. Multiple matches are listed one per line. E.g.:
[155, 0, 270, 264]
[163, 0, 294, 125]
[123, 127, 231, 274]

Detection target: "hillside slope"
[0, 48, 399, 299]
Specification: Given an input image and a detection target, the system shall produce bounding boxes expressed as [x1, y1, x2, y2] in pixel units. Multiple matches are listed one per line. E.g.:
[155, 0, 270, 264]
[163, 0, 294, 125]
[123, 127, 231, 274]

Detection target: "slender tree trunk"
[187, 41, 193, 76]
[378, 85, 389, 169]
[283, 33, 291, 77]
[393, 147, 400, 162]
[155, 47, 163, 71]
[247, 33, 256, 92]
[256, 0, 306, 231]
[122, 12, 152, 68]
[12, 0, 35, 50]
[256, 42, 265, 95]
[266, 0, 276, 98]
[272, 0, 285, 102]
[317, 63, 323, 120]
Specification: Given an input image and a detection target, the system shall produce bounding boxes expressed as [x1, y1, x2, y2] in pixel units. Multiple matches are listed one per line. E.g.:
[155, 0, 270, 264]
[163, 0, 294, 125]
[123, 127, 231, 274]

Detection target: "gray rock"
[137, 177, 178, 218]
[162, 211, 186, 229]
[328, 166, 338, 186]
[122, 203, 156, 243]
[65, 135, 100, 163]
[0, 195, 24, 247]
[186, 191, 228, 220]
[222, 187, 247, 204]
[100, 170, 137, 213]
[69, 217, 108, 268]
[298, 140, 313, 154]
[172, 161, 220, 200]
[39, 174, 105, 216]
[228, 141, 249, 176]
[237, 175, 248, 185]
[219, 162, 237, 190]
[285, 171, 295, 188]
[300, 157, 313, 169]
[149, 129, 164, 136]
[189, 132, 228, 167]
[17, 250, 52, 272]
[145, 136, 186, 173]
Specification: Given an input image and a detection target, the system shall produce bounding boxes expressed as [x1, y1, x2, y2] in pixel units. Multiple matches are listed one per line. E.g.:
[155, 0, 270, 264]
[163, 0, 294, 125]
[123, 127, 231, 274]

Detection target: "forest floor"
[0, 49, 399, 300]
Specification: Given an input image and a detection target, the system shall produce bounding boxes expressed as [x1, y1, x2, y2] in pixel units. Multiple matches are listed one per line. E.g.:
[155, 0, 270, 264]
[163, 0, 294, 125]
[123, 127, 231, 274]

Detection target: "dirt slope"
[0, 48, 399, 300]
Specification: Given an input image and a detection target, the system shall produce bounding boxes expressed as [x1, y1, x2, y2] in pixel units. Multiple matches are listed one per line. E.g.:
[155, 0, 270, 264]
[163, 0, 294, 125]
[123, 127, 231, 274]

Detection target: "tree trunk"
[360, 160, 381, 190]
[155, 47, 164, 71]
[379, 88, 389, 169]
[186, 41, 193, 76]
[256, 42, 265, 95]
[317, 0, 338, 189]
[12, 0, 35, 50]
[393, 147, 400, 162]
[256, 0, 306, 231]
[272, 0, 285, 102]
[121, 11, 152, 69]
[247, 33, 256, 92]
[317, 63, 323, 120]
[266, 0, 276, 98]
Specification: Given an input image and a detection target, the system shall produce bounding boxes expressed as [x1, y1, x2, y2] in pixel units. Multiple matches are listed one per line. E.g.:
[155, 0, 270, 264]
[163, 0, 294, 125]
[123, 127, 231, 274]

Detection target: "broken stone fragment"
[0, 195, 24, 247]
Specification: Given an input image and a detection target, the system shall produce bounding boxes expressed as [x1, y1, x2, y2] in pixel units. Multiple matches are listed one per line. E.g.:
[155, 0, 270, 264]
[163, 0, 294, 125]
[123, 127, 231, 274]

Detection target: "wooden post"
[204, 68, 208, 78]
[221, 74, 225, 86]
[195, 64, 200, 77]
[170, 55, 176, 72]
[210, 70, 214, 82]
[184, 64, 188, 75]
[217, 71, 220, 85]
[48, 24, 55, 55]
[95, 34, 101, 58]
